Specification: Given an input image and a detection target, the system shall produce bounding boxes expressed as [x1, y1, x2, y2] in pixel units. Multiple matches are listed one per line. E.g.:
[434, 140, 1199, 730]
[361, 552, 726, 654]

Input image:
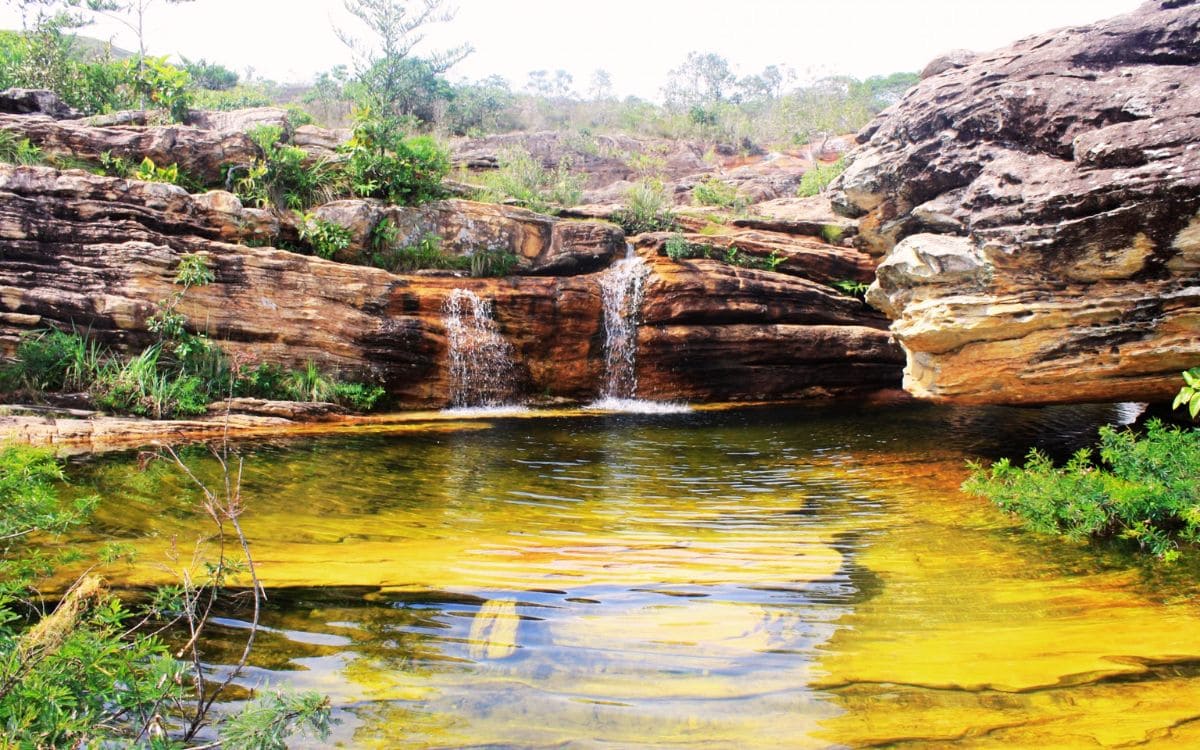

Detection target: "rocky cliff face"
[834, 0, 1200, 405]
[0, 161, 900, 407]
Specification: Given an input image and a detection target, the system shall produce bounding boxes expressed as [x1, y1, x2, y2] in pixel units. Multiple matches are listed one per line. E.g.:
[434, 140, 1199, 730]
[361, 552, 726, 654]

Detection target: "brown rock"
[834, 0, 1200, 405]
[0, 161, 901, 408]
[637, 255, 901, 401]
[0, 113, 258, 185]
[0, 88, 80, 119]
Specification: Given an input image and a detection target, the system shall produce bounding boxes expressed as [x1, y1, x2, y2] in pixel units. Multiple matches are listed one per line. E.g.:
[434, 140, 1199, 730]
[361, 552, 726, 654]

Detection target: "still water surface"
[66, 403, 1200, 748]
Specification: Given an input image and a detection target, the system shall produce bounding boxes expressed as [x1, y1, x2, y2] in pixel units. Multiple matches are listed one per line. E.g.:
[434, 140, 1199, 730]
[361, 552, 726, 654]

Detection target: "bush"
[797, 158, 847, 197]
[613, 178, 676, 235]
[963, 420, 1200, 561]
[232, 125, 341, 210]
[474, 146, 582, 214]
[691, 176, 744, 210]
[5, 328, 105, 392]
[0, 443, 333, 747]
[299, 214, 353, 260]
[342, 112, 449, 205]
[1174, 367, 1200, 419]
[0, 130, 46, 166]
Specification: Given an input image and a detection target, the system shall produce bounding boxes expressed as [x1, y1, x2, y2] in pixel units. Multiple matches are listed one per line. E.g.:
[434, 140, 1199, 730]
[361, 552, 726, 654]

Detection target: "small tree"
[337, 0, 472, 126]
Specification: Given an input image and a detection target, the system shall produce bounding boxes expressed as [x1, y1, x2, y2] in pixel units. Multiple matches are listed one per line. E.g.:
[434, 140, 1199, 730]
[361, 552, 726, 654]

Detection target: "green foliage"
[964, 420, 1200, 561]
[831, 279, 869, 299]
[474, 146, 582, 214]
[661, 233, 785, 272]
[1173, 368, 1200, 419]
[468, 249, 518, 278]
[5, 328, 106, 392]
[342, 111, 450, 205]
[0, 441, 334, 747]
[299, 213, 353, 260]
[233, 125, 341, 210]
[133, 154, 179, 183]
[220, 690, 334, 750]
[122, 55, 193, 121]
[613, 178, 676, 235]
[330, 380, 386, 412]
[191, 83, 273, 111]
[797, 158, 847, 197]
[820, 224, 845, 244]
[691, 176, 745, 211]
[0, 130, 46, 166]
[338, 0, 472, 125]
[92, 344, 207, 418]
[181, 56, 238, 90]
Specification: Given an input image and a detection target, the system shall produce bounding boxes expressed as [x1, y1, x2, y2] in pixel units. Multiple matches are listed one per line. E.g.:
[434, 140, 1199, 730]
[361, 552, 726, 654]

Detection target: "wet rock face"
[834, 0, 1200, 405]
[0, 163, 900, 407]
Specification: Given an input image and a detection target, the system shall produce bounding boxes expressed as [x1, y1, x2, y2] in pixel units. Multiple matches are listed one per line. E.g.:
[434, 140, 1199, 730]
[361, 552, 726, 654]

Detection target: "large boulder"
[833, 0, 1200, 405]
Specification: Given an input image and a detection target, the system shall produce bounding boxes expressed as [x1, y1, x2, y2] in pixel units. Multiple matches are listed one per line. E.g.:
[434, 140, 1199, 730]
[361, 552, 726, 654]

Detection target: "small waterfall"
[443, 289, 520, 409]
[588, 247, 690, 414]
[598, 244, 648, 400]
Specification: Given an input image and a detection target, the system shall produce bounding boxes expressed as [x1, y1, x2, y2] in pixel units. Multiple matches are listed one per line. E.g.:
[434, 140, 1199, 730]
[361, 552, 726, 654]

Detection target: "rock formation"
[834, 0, 1200, 405]
[0, 160, 901, 407]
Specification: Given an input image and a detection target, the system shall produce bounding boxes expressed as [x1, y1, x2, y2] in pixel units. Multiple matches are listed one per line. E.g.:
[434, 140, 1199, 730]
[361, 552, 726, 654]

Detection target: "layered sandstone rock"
[0, 163, 899, 407]
[310, 198, 624, 275]
[0, 112, 258, 184]
[834, 0, 1200, 405]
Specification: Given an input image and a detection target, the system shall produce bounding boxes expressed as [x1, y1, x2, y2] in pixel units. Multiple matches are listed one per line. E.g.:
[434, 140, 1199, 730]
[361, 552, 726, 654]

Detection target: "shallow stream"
[64, 403, 1200, 748]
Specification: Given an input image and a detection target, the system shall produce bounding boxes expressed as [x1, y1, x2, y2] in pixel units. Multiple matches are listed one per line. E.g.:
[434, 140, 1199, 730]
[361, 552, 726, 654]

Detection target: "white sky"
[1, 0, 1145, 100]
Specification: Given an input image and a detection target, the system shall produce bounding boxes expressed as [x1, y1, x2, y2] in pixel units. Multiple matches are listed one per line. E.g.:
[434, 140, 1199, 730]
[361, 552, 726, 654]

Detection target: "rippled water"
[64, 403, 1200, 748]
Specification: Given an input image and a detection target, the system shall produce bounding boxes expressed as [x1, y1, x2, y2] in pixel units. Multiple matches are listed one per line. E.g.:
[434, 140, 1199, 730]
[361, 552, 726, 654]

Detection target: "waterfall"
[598, 244, 648, 401]
[443, 289, 520, 409]
[584, 247, 688, 414]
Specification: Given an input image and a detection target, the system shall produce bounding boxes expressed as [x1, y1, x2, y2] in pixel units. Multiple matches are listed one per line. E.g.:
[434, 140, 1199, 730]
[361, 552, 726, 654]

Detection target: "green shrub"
[0, 131, 45, 166]
[0, 443, 333, 747]
[964, 420, 1200, 561]
[691, 176, 744, 210]
[614, 178, 676, 235]
[342, 112, 449, 205]
[5, 328, 106, 392]
[1174, 367, 1200, 419]
[92, 345, 209, 419]
[831, 279, 869, 299]
[233, 125, 341, 210]
[797, 158, 846, 197]
[469, 249, 519, 278]
[299, 214, 353, 260]
[123, 56, 193, 122]
[475, 146, 583, 214]
[331, 381, 386, 411]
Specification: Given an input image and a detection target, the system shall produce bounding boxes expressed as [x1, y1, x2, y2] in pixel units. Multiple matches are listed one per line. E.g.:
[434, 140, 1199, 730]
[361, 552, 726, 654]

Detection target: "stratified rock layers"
[834, 0, 1200, 405]
[0, 164, 900, 406]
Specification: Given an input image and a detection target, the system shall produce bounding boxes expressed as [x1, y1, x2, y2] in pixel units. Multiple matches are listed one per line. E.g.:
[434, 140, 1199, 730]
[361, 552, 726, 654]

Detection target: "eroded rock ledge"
[834, 0, 1200, 405]
[0, 159, 900, 408]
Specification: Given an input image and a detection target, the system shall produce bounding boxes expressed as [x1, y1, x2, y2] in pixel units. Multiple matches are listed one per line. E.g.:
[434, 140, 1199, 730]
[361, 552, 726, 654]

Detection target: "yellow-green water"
[64, 403, 1200, 748]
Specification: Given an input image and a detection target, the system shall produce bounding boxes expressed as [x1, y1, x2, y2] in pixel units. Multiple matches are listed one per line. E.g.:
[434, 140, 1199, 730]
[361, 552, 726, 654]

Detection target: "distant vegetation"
[0, 0, 916, 153]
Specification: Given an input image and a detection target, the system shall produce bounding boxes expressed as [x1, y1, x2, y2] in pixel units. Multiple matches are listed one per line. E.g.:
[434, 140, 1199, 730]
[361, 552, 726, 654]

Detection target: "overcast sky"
[1, 0, 1146, 99]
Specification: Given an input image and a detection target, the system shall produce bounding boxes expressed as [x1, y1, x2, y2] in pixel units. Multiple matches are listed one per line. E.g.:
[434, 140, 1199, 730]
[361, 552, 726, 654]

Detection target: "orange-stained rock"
[0, 162, 901, 408]
[834, 0, 1200, 405]
[636, 254, 902, 401]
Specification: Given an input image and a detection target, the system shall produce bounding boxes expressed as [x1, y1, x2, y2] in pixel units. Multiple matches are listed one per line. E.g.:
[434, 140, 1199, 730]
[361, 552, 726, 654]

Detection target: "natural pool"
[63, 403, 1200, 748]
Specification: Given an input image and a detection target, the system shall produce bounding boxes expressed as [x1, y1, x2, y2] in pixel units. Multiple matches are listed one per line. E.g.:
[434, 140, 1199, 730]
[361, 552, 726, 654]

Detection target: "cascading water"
[590, 245, 690, 413]
[598, 244, 648, 400]
[443, 289, 521, 409]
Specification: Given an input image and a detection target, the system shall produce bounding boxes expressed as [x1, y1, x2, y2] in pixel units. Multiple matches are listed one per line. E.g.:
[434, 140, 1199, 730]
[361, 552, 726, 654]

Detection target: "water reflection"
[63, 401, 1200, 748]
